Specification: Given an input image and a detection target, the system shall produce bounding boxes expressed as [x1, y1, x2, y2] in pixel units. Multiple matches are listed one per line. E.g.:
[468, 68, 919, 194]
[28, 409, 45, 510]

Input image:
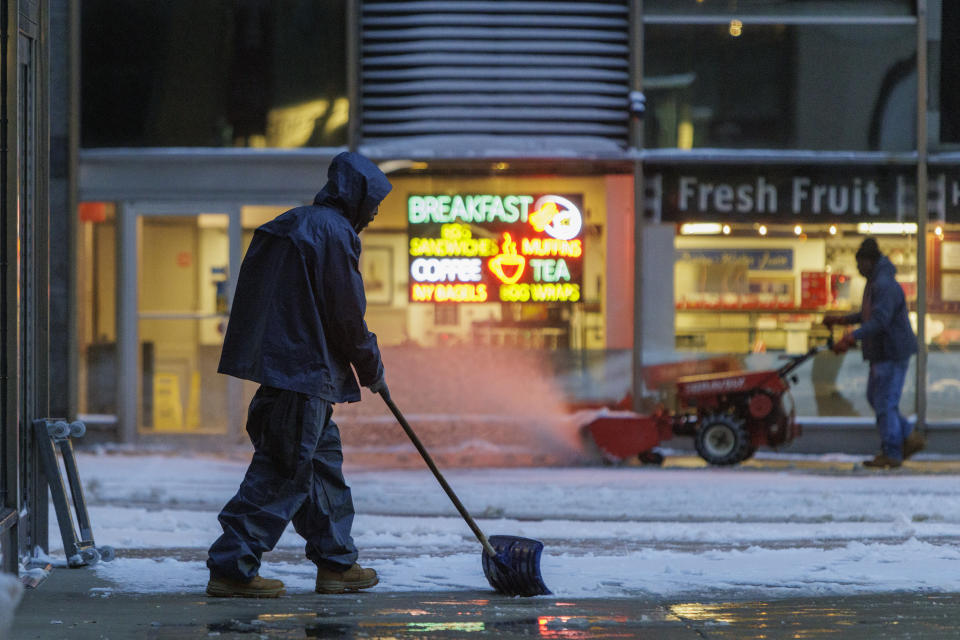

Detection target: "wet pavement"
[11, 565, 960, 639]
[14, 454, 960, 637]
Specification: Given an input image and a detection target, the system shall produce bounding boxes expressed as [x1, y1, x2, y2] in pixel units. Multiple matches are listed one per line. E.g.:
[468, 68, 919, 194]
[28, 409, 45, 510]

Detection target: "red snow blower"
[584, 338, 832, 466]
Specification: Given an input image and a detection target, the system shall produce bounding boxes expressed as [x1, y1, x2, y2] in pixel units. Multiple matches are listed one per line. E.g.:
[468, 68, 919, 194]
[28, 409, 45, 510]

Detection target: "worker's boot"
[206, 574, 286, 598]
[315, 563, 378, 594]
[904, 431, 926, 459]
[862, 454, 902, 469]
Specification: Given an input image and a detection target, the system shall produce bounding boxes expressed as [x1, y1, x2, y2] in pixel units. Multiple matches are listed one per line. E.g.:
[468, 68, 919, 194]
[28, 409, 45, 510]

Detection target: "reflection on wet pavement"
[138, 598, 665, 639]
[669, 600, 865, 638]
[134, 593, 960, 639]
[199, 615, 644, 639]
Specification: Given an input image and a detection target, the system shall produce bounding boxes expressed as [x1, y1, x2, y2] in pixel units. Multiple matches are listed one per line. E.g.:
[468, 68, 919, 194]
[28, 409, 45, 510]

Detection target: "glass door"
[131, 208, 240, 435]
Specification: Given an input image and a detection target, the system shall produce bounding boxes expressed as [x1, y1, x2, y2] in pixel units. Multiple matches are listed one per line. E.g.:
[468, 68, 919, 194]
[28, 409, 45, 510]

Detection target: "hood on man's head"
[314, 152, 393, 232]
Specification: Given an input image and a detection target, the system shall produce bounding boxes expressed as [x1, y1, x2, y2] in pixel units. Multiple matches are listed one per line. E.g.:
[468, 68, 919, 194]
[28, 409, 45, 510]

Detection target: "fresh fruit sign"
[408, 194, 585, 303]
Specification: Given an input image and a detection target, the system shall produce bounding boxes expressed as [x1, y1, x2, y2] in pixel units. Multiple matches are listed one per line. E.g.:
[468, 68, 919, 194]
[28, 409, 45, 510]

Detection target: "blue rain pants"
[207, 386, 358, 581]
[866, 358, 912, 461]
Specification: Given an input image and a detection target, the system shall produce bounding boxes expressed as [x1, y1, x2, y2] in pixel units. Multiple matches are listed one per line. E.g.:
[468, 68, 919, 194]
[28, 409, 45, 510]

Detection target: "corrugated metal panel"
[360, 0, 629, 150]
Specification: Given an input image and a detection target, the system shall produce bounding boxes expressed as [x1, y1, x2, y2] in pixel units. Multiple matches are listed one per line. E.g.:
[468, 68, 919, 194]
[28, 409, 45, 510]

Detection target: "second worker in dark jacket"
[825, 237, 922, 469]
[206, 151, 391, 598]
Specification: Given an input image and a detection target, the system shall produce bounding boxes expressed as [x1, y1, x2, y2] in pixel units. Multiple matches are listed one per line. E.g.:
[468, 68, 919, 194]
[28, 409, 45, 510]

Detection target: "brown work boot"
[315, 563, 378, 594]
[206, 574, 286, 598]
[862, 454, 902, 469]
[904, 431, 927, 459]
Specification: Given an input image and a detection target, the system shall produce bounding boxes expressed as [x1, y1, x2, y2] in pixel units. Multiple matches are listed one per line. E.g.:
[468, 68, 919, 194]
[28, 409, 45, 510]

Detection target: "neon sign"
[488, 233, 525, 284]
[409, 195, 535, 224]
[529, 195, 582, 240]
[408, 194, 584, 303]
[409, 223, 499, 257]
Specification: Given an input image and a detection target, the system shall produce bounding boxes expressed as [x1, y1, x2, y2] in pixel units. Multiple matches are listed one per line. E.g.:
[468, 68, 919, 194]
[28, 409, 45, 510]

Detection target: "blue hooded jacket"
[218, 152, 392, 402]
[846, 255, 918, 362]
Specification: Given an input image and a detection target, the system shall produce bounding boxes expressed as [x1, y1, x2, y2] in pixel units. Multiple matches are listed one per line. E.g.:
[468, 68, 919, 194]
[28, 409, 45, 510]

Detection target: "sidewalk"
[12, 451, 960, 637]
[11, 565, 960, 639]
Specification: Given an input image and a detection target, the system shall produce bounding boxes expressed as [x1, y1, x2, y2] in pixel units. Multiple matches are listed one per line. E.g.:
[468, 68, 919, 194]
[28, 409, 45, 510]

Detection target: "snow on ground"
[44, 451, 960, 600]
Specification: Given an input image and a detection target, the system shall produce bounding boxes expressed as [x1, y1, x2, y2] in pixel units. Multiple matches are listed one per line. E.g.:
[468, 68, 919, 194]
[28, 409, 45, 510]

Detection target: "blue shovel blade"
[481, 535, 551, 597]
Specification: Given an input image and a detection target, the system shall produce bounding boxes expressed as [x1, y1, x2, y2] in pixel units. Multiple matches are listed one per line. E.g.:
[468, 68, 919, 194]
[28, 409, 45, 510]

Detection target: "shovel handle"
[379, 391, 498, 558]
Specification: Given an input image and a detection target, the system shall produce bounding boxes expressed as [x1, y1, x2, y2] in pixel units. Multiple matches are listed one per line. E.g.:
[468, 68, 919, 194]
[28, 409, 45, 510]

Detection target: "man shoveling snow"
[206, 152, 392, 598]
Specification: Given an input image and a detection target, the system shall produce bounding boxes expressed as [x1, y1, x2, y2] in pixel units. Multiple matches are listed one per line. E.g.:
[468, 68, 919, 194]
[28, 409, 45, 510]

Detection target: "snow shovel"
[379, 390, 550, 597]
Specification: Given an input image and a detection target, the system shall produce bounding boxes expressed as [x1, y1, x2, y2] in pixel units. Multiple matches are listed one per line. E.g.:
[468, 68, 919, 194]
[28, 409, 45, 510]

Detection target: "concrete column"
[605, 174, 675, 359]
[641, 224, 676, 359]
[605, 174, 634, 350]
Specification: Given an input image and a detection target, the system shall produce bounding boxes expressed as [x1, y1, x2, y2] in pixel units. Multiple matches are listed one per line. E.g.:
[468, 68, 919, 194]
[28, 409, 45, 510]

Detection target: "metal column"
[916, 0, 928, 432]
[630, 0, 646, 413]
[1, 0, 52, 572]
[117, 203, 138, 443]
[227, 204, 244, 439]
[1, 0, 20, 575]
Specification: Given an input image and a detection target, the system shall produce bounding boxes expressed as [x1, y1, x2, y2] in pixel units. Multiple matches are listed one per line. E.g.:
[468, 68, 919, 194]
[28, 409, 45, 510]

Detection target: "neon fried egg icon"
[531, 195, 583, 241]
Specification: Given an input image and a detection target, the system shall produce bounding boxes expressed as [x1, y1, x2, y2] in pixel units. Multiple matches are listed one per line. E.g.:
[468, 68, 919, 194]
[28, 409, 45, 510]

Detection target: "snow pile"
[0, 572, 23, 636]
[43, 451, 960, 600]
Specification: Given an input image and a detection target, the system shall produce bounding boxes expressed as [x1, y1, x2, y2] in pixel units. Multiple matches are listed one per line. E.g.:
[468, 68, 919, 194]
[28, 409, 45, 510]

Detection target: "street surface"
[11, 452, 960, 637]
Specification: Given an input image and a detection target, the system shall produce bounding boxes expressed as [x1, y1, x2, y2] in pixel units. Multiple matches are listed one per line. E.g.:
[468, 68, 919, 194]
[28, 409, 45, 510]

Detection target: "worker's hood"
[313, 152, 393, 233]
[870, 255, 897, 280]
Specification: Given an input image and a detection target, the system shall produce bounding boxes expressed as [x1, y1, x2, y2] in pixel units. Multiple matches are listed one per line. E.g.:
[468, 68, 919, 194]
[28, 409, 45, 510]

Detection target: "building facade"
[67, 0, 953, 448]
[1, 0, 54, 573]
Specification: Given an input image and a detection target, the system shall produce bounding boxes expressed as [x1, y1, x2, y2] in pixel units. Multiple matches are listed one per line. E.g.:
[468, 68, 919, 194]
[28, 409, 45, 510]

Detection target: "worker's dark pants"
[867, 358, 912, 461]
[207, 386, 358, 581]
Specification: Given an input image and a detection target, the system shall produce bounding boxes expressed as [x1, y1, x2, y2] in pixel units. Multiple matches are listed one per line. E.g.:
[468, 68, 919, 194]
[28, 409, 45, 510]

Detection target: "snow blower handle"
[379, 391, 498, 558]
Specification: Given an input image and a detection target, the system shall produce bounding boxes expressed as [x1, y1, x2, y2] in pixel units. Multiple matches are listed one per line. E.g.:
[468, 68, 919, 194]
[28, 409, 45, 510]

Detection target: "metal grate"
[360, 1, 630, 154]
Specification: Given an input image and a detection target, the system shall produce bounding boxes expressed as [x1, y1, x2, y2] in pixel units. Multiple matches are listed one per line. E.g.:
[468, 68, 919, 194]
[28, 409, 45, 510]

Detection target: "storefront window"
[925, 224, 960, 421]
[137, 214, 233, 434]
[645, 23, 916, 150]
[940, 3, 960, 144]
[668, 222, 923, 419]
[81, 1, 348, 148]
[76, 202, 117, 418]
